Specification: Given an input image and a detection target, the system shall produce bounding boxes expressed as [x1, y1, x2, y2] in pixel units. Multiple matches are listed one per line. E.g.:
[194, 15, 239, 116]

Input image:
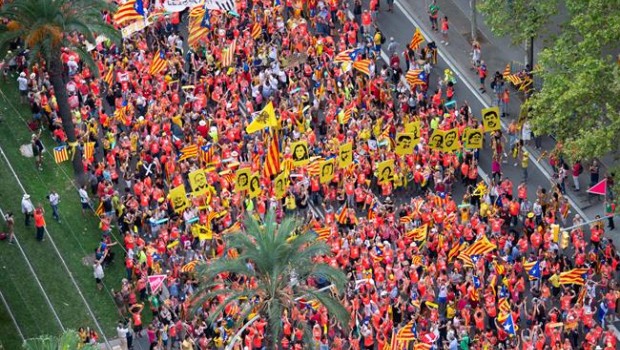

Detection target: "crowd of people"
[4, 0, 620, 349]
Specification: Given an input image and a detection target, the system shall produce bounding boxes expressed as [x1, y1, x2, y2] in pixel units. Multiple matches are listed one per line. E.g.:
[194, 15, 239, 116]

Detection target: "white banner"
[204, 0, 236, 12]
[162, 0, 204, 12]
[121, 17, 151, 38]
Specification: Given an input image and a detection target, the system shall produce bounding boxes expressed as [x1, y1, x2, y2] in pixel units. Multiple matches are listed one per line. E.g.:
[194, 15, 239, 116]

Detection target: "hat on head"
[527, 212, 534, 218]
[23, 194, 30, 199]
[199, 120, 206, 126]
[20, 72, 26, 77]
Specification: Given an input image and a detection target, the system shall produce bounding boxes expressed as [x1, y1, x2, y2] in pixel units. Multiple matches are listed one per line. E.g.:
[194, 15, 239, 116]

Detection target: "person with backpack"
[572, 160, 583, 191]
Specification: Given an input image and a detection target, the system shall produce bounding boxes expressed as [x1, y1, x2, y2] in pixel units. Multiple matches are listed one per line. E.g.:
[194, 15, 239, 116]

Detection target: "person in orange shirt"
[33, 205, 46, 241]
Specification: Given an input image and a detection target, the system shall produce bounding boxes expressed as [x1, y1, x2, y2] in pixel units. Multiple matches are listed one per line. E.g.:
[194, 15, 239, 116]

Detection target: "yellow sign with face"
[442, 128, 460, 152]
[169, 185, 189, 213]
[482, 106, 501, 132]
[395, 132, 417, 155]
[248, 172, 262, 199]
[274, 172, 290, 199]
[291, 141, 309, 166]
[320, 159, 336, 184]
[428, 129, 445, 150]
[464, 127, 483, 149]
[188, 169, 208, 196]
[377, 159, 395, 184]
[235, 168, 252, 191]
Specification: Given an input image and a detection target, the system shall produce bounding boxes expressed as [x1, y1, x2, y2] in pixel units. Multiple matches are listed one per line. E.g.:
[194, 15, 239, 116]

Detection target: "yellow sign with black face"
[274, 172, 290, 199]
[248, 172, 262, 198]
[464, 127, 483, 149]
[291, 141, 309, 166]
[428, 129, 445, 150]
[482, 106, 501, 132]
[395, 132, 417, 155]
[320, 159, 335, 184]
[235, 168, 252, 191]
[192, 224, 212, 241]
[442, 128, 460, 152]
[188, 169, 208, 196]
[377, 159, 395, 184]
[169, 185, 189, 213]
[404, 121, 421, 139]
[338, 142, 353, 168]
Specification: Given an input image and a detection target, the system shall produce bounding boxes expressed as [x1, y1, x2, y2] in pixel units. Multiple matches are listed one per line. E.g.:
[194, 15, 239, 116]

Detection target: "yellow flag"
[188, 169, 208, 196]
[248, 172, 262, 198]
[169, 185, 189, 213]
[464, 127, 483, 149]
[481, 106, 501, 132]
[246, 102, 278, 133]
[235, 168, 252, 191]
[192, 224, 212, 241]
[428, 129, 446, 150]
[319, 159, 335, 184]
[377, 159, 395, 184]
[274, 172, 290, 199]
[442, 128, 460, 152]
[395, 132, 417, 155]
[291, 141, 310, 166]
[338, 142, 353, 168]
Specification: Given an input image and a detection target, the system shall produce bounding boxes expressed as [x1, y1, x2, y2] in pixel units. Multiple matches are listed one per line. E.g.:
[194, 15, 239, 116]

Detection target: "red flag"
[148, 275, 167, 293]
[587, 178, 607, 195]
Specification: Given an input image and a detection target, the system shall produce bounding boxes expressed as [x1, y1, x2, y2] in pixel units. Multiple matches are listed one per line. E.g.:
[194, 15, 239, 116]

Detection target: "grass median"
[0, 80, 124, 347]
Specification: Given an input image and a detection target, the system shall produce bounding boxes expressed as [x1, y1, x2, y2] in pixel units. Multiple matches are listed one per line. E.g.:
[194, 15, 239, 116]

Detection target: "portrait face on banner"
[188, 169, 208, 196]
[274, 172, 289, 199]
[404, 121, 421, 140]
[443, 128, 459, 152]
[338, 142, 353, 168]
[482, 106, 501, 132]
[291, 141, 309, 166]
[377, 159, 394, 184]
[235, 168, 252, 191]
[428, 129, 445, 150]
[248, 173, 261, 198]
[395, 133, 416, 155]
[320, 159, 335, 184]
[464, 128, 483, 149]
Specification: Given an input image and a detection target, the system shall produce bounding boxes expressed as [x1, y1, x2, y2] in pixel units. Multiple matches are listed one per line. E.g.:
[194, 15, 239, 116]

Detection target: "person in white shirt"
[17, 71, 28, 103]
[93, 259, 105, 291]
[78, 185, 91, 215]
[116, 321, 129, 350]
[21, 194, 34, 226]
[48, 190, 61, 223]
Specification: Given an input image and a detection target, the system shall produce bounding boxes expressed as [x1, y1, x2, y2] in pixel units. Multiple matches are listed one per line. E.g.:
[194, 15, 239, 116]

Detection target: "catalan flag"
[458, 251, 474, 267]
[83, 142, 95, 161]
[95, 201, 104, 216]
[305, 157, 323, 176]
[352, 59, 372, 76]
[114, 0, 145, 26]
[405, 224, 428, 242]
[502, 63, 511, 78]
[251, 22, 262, 40]
[396, 320, 416, 341]
[523, 260, 541, 280]
[399, 215, 413, 225]
[264, 132, 281, 178]
[406, 69, 425, 87]
[188, 6, 210, 48]
[559, 268, 588, 285]
[505, 74, 522, 85]
[519, 75, 533, 91]
[53, 146, 69, 163]
[498, 313, 516, 336]
[314, 227, 331, 241]
[333, 48, 363, 63]
[494, 261, 506, 275]
[499, 297, 511, 314]
[463, 235, 496, 256]
[221, 40, 236, 68]
[181, 260, 200, 273]
[221, 221, 242, 235]
[448, 242, 462, 261]
[200, 144, 215, 164]
[336, 204, 349, 225]
[103, 65, 114, 86]
[409, 27, 424, 50]
[149, 50, 168, 76]
[414, 343, 432, 350]
[178, 144, 199, 161]
[114, 100, 131, 124]
[219, 170, 236, 188]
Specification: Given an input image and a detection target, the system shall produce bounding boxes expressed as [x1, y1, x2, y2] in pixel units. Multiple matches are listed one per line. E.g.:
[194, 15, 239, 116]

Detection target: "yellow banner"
[192, 224, 212, 241]
[291, 140, 309, 167]
[188, 169, 208, 196]
[395, 132, 417, 155]
[274, 172, 290, 199]
[404, 120, 421, 138]
[235, 168, 252, 191]
[442, 128, 460, 152]
[169, 185, 189, 213]
[338, 142, 353, 168]
[320, 159, 336, 184]
[248, 172, 262, 198]
[428, 129, 445, 150]
[464, 127, 483, 149]
[377, 159, 395, 184]
[482, 106, 501, 132]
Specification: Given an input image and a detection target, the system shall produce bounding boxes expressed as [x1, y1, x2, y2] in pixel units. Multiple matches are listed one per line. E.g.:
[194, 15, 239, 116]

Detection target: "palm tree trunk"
[48, 49, 85, 183]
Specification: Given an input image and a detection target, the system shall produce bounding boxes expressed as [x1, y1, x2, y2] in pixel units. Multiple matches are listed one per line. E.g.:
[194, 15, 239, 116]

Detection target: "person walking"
[48, 189, 60, 223]
[21, 193, 34, 227]
[440, 16, 449, 45]
[31, 133, 44, 171]
[428, 0, 440, 31]
[33, 204, 46, 241]
[605, 199, 616, 230]
[17, 71, 28, 104]
[116, 321, 129, 350]
[521, 150, 529, 182]
[93, 258, 105, 291]
[78, 185, 91, 215]
[4, 212, 15, 244]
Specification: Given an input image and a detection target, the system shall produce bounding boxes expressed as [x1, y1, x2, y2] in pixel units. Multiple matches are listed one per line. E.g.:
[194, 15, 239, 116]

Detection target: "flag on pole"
[463, 235, 496, 256]
[333, 48, 363, 63]
[114, 0, 145, 25]
[246, 102, 278, 133]
[587, 178, 607, 195]
[336, 204, 349, 224]
[523, 260, 541, 280]
[409, 27, 424, 50]
[95, 201, 104, 216]
[200, 144, 215, 164]
[103, 65, 114, 86]
[149, 50, 168, 76]
[405, 69, 426, 87]
[497, 313, 516, 336]
[53, 146, 69, 163]
[147, 275, 167, 293]
[251, 22, 262, 40]
[188, 6, 210, 48]
[264, 132, 281, 178]
[405, 224, 428, 242]
[314, 227, 331, 241]
[502, 63, 511, 78]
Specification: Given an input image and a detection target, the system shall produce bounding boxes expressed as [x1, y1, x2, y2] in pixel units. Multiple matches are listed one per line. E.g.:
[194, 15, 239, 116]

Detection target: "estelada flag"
[559, 268, 588, 285]
[149, 50, 168, 76]
[53, 146, 69, 163]
[114, 0, 145, 26]
[353, 59, 372, 76]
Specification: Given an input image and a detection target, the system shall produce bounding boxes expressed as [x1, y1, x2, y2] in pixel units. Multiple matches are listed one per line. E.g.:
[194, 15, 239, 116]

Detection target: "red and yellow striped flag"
[251, 22, 262, 40]
[559, 268, 588, 285]
[409, 27, 424, 50]
[178, 144, 199, 161]
[448, 242, 462, 261]
[336, 204, 349, 224]
[114, 0, 144, 26]
[103, 65, 114, 86]
[149, 50, 168, 76]
[352, 59, 372, 76]
[315, 227, 331, 241]
[221, 40, 236, 68]
[502, 63, 511, 78]
[83, 142, 95, 161]
[405, 224, 428, 242]
[463, 235, 496, 256]
[53, 146, 69, 163]
[188, 7, 210, 48]
[406, 69, 425, 87]
[264, 132, 281, 178]
[396, 320, 416, 341]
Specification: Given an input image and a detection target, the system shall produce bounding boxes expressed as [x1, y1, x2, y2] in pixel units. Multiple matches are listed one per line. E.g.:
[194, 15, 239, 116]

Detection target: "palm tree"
[192, 210, 350, 348]
[23, 329, 98, 350]
[0, 0, 119, 181]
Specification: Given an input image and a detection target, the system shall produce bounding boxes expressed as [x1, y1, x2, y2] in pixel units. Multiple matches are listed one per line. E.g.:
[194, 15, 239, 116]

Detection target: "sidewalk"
[392, 0, 619, 243]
